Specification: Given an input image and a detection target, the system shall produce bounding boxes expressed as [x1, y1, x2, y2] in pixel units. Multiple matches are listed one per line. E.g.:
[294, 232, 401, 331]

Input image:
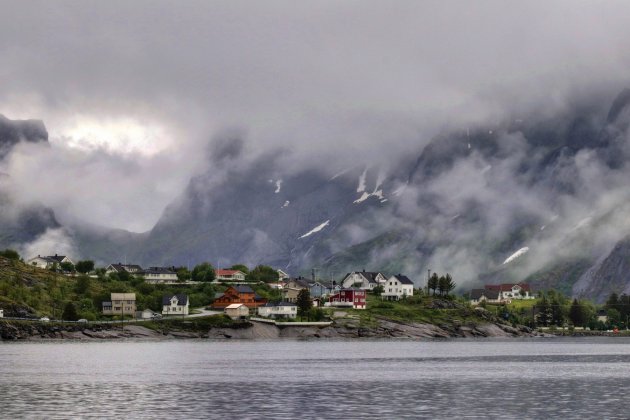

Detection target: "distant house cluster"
[470, 283, 535, 305]
[101, 293, 190, 318]
[106, 263, 178, 284]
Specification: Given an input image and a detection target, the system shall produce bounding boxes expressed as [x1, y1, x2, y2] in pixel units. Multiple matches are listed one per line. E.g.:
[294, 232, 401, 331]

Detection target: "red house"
[328, 289, 367, 309]
[211, 285, 268, 309]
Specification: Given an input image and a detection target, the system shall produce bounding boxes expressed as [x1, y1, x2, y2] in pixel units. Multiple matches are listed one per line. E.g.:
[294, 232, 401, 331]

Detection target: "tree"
[175, 266, 191, 281]
[296, 289, 312, 320]
[372, 284, 384, 296]
[248, 265, 279, 283]
[192, 262, 216, 282]
[440, 273, 455, 297]
[60, 261, 75, 272]
[62, 302, 79, 321]
[230, 264, 250, 275]
[569, 299, 587, 327]
[606, 292, 619, 309]
[535, 294, 552, 326]
[428, 273, 439, 296]
[74, 275, 91, 295]
[0, 249, 20, 261]
[75, 260, 95, 274]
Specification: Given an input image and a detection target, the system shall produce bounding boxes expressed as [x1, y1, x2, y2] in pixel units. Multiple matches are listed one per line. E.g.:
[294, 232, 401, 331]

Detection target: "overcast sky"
[2, 0, 630, 231]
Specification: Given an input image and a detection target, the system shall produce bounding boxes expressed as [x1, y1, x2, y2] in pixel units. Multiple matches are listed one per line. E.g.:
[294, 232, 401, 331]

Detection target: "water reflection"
[1, 339, 629, 419]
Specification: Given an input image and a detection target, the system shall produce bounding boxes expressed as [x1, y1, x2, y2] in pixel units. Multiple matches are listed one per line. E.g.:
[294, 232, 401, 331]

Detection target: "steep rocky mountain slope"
[5, 90, 630, 301]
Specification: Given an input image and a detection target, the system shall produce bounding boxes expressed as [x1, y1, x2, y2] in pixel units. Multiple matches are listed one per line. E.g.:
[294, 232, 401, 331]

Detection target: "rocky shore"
[0, 317, 540, 341]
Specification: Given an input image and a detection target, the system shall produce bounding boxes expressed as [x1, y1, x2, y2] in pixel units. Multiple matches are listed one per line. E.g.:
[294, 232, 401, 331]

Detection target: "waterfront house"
[142, 267, 179, 284]
[257, 302, 298, 319]
[102, 293, 136, 316]
[341, 270, 387, 290]
[382, 274, 414, 300]
[215, 269, 247, 282]
[327, 289, 367, 309]
[225, 303, 249, 319]
[27, 254, 74, 270]
[211, 285, 267, 309]
[162, 294, 189, 316]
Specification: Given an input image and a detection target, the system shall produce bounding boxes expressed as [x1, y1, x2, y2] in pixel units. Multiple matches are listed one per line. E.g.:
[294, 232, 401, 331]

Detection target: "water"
[1, 338, 630, 419]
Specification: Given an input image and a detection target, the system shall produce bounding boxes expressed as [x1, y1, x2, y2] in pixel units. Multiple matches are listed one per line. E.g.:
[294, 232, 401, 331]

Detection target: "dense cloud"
[2, 0, 630, 237]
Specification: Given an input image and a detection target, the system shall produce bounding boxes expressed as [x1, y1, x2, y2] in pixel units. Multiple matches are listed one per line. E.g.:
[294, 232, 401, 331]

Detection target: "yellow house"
[103, 293, 137, 316]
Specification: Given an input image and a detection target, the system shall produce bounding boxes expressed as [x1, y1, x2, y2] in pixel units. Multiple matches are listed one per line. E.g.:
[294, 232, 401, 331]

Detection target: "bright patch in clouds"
[56, 116, 170, 156]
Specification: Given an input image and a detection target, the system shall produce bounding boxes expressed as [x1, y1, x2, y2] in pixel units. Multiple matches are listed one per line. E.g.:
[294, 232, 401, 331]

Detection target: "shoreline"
[3, 317, 628, 341]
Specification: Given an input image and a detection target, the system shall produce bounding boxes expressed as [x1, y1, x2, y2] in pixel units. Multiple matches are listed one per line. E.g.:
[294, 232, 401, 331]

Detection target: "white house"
[485, 283, 535, 300]
[105, 263, 143, 274]
[142, 267, 179, 284]
[27, 254, 74, 269]
[341, 270, 387, 290]
[257, 302, 298, 319]
[382, 274, 414, 300]
[469, 283, 534, 305]
[225, 303, 249, 319]
[162, 294, 189, 316]
[215, 269, 247, 282]
[277, 269, 289, 280]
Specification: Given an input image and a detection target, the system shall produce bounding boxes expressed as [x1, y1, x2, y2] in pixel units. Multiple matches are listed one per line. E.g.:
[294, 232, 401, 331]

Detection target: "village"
[19, 253, 544, 324]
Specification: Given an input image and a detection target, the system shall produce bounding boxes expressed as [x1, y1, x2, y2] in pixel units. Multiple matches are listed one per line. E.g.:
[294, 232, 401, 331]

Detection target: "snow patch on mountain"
[274, 180, 283, 193]
[573, 217, 592, 231]
[329, 168, 350, 181]
[299, 220, 330, 239]
[503, 247, 529, 265]
[353, 192, 370, 204]
[357, 168, 367, 193]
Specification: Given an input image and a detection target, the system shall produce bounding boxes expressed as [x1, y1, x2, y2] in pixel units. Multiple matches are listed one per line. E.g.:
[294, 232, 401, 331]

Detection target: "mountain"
[6, 91, 630, 301]
[0, 115, 60, 246]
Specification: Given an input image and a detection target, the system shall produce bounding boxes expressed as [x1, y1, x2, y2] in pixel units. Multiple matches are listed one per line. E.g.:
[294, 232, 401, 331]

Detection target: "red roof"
[485, 283, 531, 292]
[216, 269, 243, 276]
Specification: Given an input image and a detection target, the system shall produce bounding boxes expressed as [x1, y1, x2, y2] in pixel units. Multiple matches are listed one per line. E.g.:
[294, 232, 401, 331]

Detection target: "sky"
[2, 0, 630, 231]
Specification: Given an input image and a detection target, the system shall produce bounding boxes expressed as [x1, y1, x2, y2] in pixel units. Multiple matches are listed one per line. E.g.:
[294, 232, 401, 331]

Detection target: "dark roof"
[235, 285, 255, 294]
[343, 271, 384, 284]
[47, 255, 67, 263]
[143, 266, 176, 275]
[393, 274, 414, 285]
[470, 289, 500, 300]
[162, 294, 188, 305]
[262, 301, 297, 307]
[109, 263, 143, 272]
[287, 277, 310, 288]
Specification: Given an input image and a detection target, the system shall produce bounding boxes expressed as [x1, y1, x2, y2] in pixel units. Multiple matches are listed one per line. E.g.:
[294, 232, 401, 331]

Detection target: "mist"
[3, 2, 630, 287]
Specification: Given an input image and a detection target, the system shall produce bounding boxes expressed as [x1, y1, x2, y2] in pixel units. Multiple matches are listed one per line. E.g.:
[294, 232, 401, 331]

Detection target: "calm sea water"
[1, 338, 629, 419]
